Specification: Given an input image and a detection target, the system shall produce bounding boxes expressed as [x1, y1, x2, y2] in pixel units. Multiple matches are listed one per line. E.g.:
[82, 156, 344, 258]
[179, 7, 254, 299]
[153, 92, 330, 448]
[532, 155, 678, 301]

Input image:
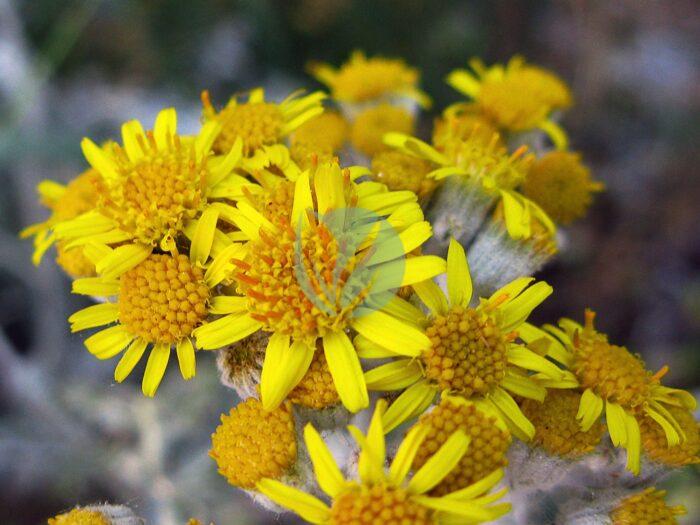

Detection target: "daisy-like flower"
[359, 239, 573, 437]
[384, 132, 544, 245]
[349, 104, 414, 157]
[446, 56, 572, 148]
[201, 88, 326, 157]
[309, 50, 431, 108]
[256, 400, 511, 524]
[610, 488, 686, 525]
[521, 151, 604, 225]
[21, 168, 102, 277]
[68, 212, 247, 396]
[193, 160, 445, 413]
[521, 309, 697, 474]
[53, 108, 255, 264]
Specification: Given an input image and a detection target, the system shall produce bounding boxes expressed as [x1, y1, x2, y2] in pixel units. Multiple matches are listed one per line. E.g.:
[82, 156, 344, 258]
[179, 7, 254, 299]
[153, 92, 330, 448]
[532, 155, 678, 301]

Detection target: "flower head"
[48, 509, 109, 525]
[522, 151, 604, 225]
[370, 150, 436, 199]
[350, 104, 414, 157]
[360, 239, 573, 437]
[447, 56, 572, 148]
[610, 488, 685, 525]
[211, 398, 297, 488]
[202, 88, 325, 156]
[521, 309, 697, 474]
[309, 51, 430, 107]
[640, 405, 700, 467]
[68, 212, 248, 396]
[257, 400, 510, 524]
[193, 159, 445, 413]
[290, 111, 348, 169]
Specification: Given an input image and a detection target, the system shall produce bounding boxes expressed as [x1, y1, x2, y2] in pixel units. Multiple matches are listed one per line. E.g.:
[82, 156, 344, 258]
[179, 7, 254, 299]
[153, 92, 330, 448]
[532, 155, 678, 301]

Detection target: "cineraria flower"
[309, 50, 431, 108]
[201, 88, 326, 156]
[446, 56, 572, 148]
[609, 488, 685, 524]
[290, 111, 349, 169]
[53, 108, 254, 262]
[410, 394, 511, 496]
[68, 212, 246, 396]
[520, 389, 605, 458]
[256, 400, 511, 524]
[350, 104, 414, 157]
[359, 239, 573, 437]
[521, 151, 604, 225]
[194, 160, 445, 413]
[21, 168, 102, 277]
[521, 310, 697, 474]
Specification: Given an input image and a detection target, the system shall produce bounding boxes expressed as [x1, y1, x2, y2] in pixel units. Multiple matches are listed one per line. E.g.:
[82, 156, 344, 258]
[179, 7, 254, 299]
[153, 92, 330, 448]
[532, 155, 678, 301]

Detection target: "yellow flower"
[52, 108, 255, 261]
[21, 169, 102, 275]
[48, 509, 109, 525]
[193, 160, 445, 413]
[520, 310, 697, 474]
[522, 151, 604, 225]
[309, 50, 430, 107]
[290, 111, 349, 169]
[68, 212, 248, 396]
[202, 88, 325, 156]
[610, 488, 685, 525]
[211, 398, 297, 488]
[256, 400, 511, 524]
[384, 133, 552, 243]
[350, 104, 414, 157]
[370, 150, 437, 199]
[446, 56, 572, 148]
[359, 239, 573, 438]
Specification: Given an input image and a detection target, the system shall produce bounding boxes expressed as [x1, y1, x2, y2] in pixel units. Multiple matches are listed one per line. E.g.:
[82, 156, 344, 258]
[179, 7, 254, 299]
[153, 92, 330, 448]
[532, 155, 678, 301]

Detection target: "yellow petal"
[95, 243, 151, 279]
[364, 359, 423, 391]
[506, 345, 564, 379]
[303, 424, 346, 498]
[500, 370, 546, 402]
[488, 387, 535, 441]
[401, 256, 447, 286]
[68, 303, 119, 332]
[175, 337, 196, 380]
[194, 120, 221, 161]
[354, 334, 397, 359]
[412, 279, 448, 316]
[577, 388, 604, 431]
[255, 479, 330, 524]
[81, 138, 118, 180]
[154, 108, 177, 150]
[411, 496, 499, 522]
[606, 401, 628, 447]
[261, 336, 313, 411]
[382, 380, 437, 434]
[204, 242, 246, 287]
[446, 69, 481, 97]
[443, 468, 505, 500]
[114, 338, 148, 382]
[121, 119, 146, 162]
[323, 331, 369, 413]
[207, 295, 248, 315]
[500, 281, 553, 332]
[192, 313, 261, 349]
[351, 310, 430, 357]
[624, 412, 641, 475]
[72, 277, 120, 297]
[291, 170, 313, 229]
[408, 429, 470, 494]
[190, 208, 219, 266]
[388, 424, 429, 486]
[142, 343, 171, 397]
[447, 238, 472, 307]
[84, 325, 134, 360]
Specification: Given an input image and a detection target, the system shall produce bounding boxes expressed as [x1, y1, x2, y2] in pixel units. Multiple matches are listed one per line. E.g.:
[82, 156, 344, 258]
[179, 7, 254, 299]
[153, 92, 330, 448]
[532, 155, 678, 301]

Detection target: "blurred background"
[0, 0, 698, 523]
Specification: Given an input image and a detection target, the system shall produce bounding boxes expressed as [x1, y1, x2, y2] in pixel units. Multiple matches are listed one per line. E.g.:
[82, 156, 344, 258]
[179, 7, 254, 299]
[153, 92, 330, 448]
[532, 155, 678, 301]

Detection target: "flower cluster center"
[118, 254, 209, 344]
[288, 348, 340, 409]
[214, 102, 283, 155]
[422, 306, 509, 396]
[330, 485, 434, 525]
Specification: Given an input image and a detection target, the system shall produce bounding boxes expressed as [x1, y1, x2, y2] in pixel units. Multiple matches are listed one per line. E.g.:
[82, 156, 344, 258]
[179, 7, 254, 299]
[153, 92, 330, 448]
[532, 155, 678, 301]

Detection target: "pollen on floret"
[330, 485, 434, 525]
[55, 242, 95, 278]
[640, 405, 700, 467]
[370, 150, 436, 199]
[288, 348, 340, 409]
[412, 397, 511, 496]
[350, 104, 414, 157]
[99, 137, 206, 244]
[210, 398, 297, 489]
[522, 151, 603, 225]
[520, 389, 604, 458]
[48, 508, 109, 525]
[571, 310, 652, 408]
[610, 488, 685, 525]
[202, 91, 284, 156]
[118, 254, 210, 344]
[422, 306, 509, 396]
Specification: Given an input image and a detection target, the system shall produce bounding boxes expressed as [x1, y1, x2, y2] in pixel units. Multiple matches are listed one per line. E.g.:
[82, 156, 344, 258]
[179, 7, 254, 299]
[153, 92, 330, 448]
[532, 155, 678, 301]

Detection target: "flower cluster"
[30, 52, 695, 525]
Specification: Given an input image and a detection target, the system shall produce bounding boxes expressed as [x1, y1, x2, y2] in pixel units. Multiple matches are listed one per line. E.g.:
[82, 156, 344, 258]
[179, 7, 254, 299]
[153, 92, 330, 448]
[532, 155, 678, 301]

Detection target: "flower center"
[210, 398, 297, 489]
[521, 389, 604, 458]
[48, 509, 109, 525]
[332, 58, 417, 102]
[118, 254, 210, 344]
[422, 306, 509, 396]
[350, 104, 414, 157]
[213, 102, 284, 156]
[100, 142, 206, 244]
[610, 489, 685, 524]
[288, 348, 340, 409]
[572, 326, 651, 408]
[330, 485, 434, 525]
[522, 151, 602, 225]
[640, 406, 700, 467]
[412, 398, 510, 495]
[371, 150, 436, 198]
